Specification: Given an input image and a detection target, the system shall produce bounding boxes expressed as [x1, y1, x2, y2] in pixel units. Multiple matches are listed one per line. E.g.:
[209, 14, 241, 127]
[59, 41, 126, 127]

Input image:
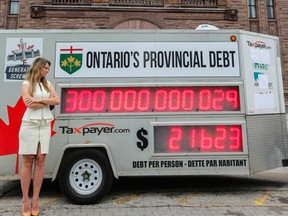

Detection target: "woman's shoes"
[22, 200, 31, 216]
[31, 201, 39, 216]
[22, 211, 39, 216]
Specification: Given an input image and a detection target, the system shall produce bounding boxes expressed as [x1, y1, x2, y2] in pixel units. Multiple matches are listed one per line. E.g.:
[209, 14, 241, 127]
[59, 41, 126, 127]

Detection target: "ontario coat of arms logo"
[60, 46, 83, 75]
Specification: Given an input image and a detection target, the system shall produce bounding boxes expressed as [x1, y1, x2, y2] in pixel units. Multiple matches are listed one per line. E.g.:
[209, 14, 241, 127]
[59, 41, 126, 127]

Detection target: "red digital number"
[124, 90, 137, 111]
[190, 128, 196, 149]
[62, 86, 240, 113]
[200, 128, 213, 150]
[92, 90, 105, 112]
[110, 90, 122, 111]
[213, 89, 224, 110]
[215, 127, 226, 150]
[226, 90, 239, 109]
[169, 90, 181, 111]
[138, 90, 150, 111]
[168, 127, 182, 151]
[182, 90, 194, 110]
[79, 90, 91, 112]
[229, 127, 241, 150]
[155, 90, 167, 111]
[65, 90, 78, 112]
[165, 125, 242, 153]
[199, 89, 211, 110]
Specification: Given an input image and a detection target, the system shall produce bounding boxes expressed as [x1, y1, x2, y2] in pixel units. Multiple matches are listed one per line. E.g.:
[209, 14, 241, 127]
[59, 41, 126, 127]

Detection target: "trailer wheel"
[58, 149, 113, 204]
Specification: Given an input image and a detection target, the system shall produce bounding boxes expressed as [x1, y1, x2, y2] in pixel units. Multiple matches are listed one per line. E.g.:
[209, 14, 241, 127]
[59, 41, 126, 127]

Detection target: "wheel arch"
[51, 143, 118, 181]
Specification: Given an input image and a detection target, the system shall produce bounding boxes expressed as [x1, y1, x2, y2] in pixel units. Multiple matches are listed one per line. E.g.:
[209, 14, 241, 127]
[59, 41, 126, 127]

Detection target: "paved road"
[1, 167, 288, 215]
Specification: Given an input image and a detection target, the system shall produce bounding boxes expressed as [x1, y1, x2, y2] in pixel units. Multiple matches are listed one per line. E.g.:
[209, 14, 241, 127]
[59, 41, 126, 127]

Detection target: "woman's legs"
[20, 155, 35, 213]
[31, 144, 46, 213]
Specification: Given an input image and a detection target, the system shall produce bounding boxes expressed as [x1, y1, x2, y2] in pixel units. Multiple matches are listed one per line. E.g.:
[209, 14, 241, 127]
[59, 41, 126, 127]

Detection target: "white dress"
[18, 80, 54, 155]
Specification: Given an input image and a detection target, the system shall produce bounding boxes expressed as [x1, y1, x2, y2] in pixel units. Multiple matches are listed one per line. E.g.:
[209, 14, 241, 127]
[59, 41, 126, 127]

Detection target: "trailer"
[0, 29, 287, 204]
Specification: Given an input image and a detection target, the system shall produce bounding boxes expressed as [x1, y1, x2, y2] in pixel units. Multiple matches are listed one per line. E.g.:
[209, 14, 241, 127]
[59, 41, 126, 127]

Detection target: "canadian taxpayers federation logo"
[59, 122, 131, 136]
[60, 45, 83, 75]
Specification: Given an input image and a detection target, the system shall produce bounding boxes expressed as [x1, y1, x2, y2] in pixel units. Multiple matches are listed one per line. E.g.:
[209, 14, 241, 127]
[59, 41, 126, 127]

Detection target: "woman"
[18, 57, 60, 216]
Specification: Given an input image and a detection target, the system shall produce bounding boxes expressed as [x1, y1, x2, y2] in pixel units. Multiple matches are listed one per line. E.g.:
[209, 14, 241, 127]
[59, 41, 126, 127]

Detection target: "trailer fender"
[51, 143, 118, 181]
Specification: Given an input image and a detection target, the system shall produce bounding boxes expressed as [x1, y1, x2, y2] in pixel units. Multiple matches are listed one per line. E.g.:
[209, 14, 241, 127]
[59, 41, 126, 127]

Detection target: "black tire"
[58, 149, 113, 204]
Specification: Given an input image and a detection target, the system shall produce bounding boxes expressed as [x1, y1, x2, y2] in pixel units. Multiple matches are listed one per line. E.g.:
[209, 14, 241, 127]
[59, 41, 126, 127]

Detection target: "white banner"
[55, 42, 239, 78]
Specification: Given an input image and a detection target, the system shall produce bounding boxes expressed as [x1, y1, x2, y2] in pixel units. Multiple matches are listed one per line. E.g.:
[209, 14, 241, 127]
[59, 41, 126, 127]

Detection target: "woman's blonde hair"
[25, 57, 51, 96]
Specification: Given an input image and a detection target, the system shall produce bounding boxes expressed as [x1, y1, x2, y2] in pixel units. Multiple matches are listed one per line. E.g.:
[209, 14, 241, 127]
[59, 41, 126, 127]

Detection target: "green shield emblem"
[60, 54, 82, 75]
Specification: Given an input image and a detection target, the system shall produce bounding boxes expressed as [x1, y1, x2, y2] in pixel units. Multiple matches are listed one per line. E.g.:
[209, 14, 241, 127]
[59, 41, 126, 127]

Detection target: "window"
[266, 0, 275, 19]
[248, 0, 257, 19]
[9, 0, 19, 15]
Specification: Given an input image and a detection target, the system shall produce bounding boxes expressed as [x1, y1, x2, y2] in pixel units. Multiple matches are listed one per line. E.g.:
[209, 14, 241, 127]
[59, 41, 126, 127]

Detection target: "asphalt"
[0, 180, 19, 198]
[1, 168, 288, 215]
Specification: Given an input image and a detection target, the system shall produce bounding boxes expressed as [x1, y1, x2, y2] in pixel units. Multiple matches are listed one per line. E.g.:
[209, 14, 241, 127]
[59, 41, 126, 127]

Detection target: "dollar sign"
[136, 128, 148, 151]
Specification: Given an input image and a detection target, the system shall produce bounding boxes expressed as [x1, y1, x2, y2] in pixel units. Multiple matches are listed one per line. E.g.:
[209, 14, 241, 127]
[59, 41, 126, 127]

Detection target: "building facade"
[1, 0, 288, 103]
